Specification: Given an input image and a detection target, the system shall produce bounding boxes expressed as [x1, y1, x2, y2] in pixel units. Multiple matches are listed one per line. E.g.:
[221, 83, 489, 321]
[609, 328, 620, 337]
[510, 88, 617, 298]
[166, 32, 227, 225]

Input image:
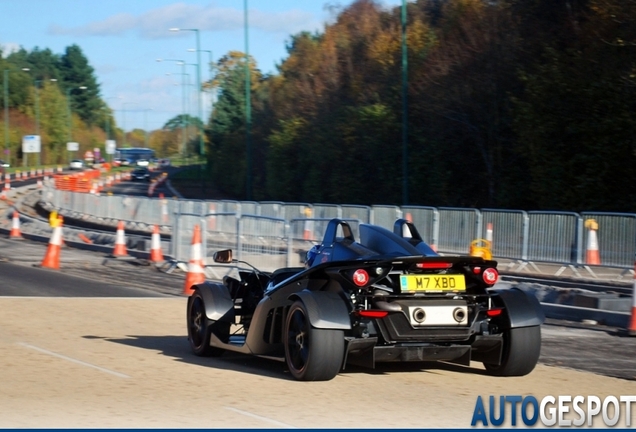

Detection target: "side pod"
[193, 282, 234, 323]
[289, 290, 351, 330]
[491, 287, 545, 328]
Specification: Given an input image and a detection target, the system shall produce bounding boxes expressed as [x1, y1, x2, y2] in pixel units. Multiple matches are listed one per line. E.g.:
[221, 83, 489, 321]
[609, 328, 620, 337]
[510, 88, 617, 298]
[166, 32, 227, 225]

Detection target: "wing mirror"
[213, 249, 233, 263]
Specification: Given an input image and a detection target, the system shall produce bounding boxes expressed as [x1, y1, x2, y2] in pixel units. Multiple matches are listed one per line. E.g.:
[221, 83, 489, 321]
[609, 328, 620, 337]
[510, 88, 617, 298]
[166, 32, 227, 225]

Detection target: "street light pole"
[244, 0, 252, 200]
[66, 85, 87, 163]
[170, 27, 204, 159]
[188, 48, 214, 122]
[158, 58, 190, 160]
[34, 79, 41, 167]
[3, 70, 9, 166]
[104, 96, 121, 162]
[401, 0, 409, 206]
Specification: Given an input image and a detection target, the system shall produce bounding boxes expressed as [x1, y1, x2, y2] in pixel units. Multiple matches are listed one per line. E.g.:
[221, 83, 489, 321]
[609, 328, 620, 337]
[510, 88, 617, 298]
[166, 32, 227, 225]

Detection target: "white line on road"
[224, 406, 295, 428]
[17, 342, 130, 379]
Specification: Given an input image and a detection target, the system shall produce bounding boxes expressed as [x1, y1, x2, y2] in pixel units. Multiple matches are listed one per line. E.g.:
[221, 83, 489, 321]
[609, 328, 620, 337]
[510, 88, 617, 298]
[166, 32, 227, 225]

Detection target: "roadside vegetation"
[1, 0, 634, 211]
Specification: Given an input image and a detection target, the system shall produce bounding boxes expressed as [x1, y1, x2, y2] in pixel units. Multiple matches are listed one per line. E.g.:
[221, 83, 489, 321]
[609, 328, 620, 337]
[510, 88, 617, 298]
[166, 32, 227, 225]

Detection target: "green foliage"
[2, 0, 635, 211]
[1, 43, 116, 165]
[59, 45, 102, 125]
[204, 0, 635, 211]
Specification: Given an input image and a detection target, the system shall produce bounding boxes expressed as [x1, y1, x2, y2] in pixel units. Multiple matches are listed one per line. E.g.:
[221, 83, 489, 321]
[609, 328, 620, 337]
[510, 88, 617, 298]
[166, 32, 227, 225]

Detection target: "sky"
[0, 0, 403, 133]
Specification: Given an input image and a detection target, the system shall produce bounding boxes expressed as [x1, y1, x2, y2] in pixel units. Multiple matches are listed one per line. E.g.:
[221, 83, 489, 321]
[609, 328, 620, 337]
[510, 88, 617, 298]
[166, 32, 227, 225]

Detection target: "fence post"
[521, 211, 529, 261]
[237, 215, 243, 263]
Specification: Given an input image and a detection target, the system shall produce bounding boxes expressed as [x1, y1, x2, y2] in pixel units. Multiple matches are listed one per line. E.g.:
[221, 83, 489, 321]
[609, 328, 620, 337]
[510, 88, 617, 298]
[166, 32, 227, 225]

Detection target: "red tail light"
[486, 308, 503, 317]
[416, 262, 452, 269]
[356, 310, 389, 318]
[352, 269, 369, 286]
[482, 268, 499, 285]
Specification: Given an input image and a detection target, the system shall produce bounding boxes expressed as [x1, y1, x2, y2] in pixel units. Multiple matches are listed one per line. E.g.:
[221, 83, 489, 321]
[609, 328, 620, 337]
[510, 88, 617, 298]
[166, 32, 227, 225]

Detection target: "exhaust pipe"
[453, 307, 466, 323]
[413, 308, 426, 323]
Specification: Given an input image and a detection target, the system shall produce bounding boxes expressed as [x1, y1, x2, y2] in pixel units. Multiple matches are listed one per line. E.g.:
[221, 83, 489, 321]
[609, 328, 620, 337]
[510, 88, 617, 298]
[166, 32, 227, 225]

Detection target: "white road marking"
[17, 342, 130, 379]
[224, 406, 295, 428]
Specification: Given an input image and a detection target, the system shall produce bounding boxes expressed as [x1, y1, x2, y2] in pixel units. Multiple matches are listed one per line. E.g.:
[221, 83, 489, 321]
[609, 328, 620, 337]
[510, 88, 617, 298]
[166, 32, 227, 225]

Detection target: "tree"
[205, 51, 262, 197]
[59, 45, 101, 126]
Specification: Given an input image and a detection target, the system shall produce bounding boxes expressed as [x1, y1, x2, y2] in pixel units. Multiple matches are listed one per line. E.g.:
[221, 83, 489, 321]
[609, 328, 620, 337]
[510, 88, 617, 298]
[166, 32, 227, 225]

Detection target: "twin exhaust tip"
[412, 307, 466, 323]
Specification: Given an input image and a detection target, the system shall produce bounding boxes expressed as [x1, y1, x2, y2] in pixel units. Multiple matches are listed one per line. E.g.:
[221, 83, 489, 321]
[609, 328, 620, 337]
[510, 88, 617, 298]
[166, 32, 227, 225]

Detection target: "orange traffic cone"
[149, 225, 164, 263]
[585, 219, 601, 265]
[9, 210, 23, 239]
[629, 258, 636, 336]
[112, 220, 128, 257]
[183, 224, 206, 295]
[303, 208, 313, 240]
[486, 222, 493, 243]
[39, 224, 63, 270]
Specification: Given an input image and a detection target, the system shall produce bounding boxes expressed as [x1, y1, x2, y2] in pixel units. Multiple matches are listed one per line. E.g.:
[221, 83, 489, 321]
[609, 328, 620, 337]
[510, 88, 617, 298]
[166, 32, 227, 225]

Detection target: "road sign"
[67, 142, 79, 151]
[105, 140, 116, 155]
[22, 135, 41, 153]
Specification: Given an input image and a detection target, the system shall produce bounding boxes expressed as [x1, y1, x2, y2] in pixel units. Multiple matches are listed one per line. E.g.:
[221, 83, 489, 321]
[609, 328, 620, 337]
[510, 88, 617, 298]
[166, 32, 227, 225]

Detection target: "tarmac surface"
[1, 180, 636, 427]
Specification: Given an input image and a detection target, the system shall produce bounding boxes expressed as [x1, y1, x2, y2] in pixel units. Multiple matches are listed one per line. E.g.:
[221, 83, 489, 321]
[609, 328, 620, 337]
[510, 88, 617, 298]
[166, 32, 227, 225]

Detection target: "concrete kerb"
[541, 303, 630, 328]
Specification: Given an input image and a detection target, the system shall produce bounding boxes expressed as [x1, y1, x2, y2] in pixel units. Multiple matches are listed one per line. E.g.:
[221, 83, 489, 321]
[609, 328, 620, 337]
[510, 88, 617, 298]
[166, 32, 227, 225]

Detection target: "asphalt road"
[0, 260, 167, 297]
[0, 177, 635, 427]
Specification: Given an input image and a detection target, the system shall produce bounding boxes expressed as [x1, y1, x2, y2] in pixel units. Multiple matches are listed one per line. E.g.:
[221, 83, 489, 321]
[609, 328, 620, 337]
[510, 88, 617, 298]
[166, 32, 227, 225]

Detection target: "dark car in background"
[131, 167, 150, 181]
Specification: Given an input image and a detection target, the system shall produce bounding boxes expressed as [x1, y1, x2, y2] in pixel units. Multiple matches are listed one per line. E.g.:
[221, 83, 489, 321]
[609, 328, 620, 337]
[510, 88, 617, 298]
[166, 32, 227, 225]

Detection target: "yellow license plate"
[400, 274, 466, 292]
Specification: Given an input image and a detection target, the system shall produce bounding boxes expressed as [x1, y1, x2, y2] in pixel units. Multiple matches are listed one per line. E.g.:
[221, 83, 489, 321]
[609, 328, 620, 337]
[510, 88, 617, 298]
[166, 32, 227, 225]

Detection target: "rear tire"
[484, 326, 541, 376]
[284, 301, 344, 381]
[187, 290, 229, 357]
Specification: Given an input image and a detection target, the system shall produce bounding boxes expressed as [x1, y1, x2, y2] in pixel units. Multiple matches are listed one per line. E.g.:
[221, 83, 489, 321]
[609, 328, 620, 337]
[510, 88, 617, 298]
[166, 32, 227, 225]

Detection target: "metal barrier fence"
[43, 185, 636, 272]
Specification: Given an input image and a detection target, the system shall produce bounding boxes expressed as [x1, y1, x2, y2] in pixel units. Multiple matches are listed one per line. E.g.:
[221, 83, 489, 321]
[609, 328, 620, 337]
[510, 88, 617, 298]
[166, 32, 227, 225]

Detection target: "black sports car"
[187, 218, 544, 381]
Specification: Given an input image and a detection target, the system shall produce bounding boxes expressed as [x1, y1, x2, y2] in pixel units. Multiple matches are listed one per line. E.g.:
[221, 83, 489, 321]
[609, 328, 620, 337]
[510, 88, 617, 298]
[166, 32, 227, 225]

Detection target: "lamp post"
[33, 79, 41, 167]
[66, 85, 87, 163]
[3, 67, 30, 167]
[158, 58, 190, 160]
[401, 0, 409, 205]
[244, 0, 252, 200]
[104, 96, 121, 140]
[170, 27, 204, 159]
[188, 48, 214, 122]
[104, 96, 122, 162]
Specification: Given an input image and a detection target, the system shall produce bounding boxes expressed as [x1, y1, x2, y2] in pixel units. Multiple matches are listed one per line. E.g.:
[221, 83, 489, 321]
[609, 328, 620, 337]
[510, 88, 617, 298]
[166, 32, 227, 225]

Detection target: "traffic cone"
[486, 222, 493, 243]
[39, 224, 63, 270]
[628, 258, 636, 336]
[585, 219, 601, 265]
[303, 208, 313, 240]
[149, 224, 164, 263]
[9, 210, 23, 239]
[112, 220, 128, 257]
[183, 224, 206, 295]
